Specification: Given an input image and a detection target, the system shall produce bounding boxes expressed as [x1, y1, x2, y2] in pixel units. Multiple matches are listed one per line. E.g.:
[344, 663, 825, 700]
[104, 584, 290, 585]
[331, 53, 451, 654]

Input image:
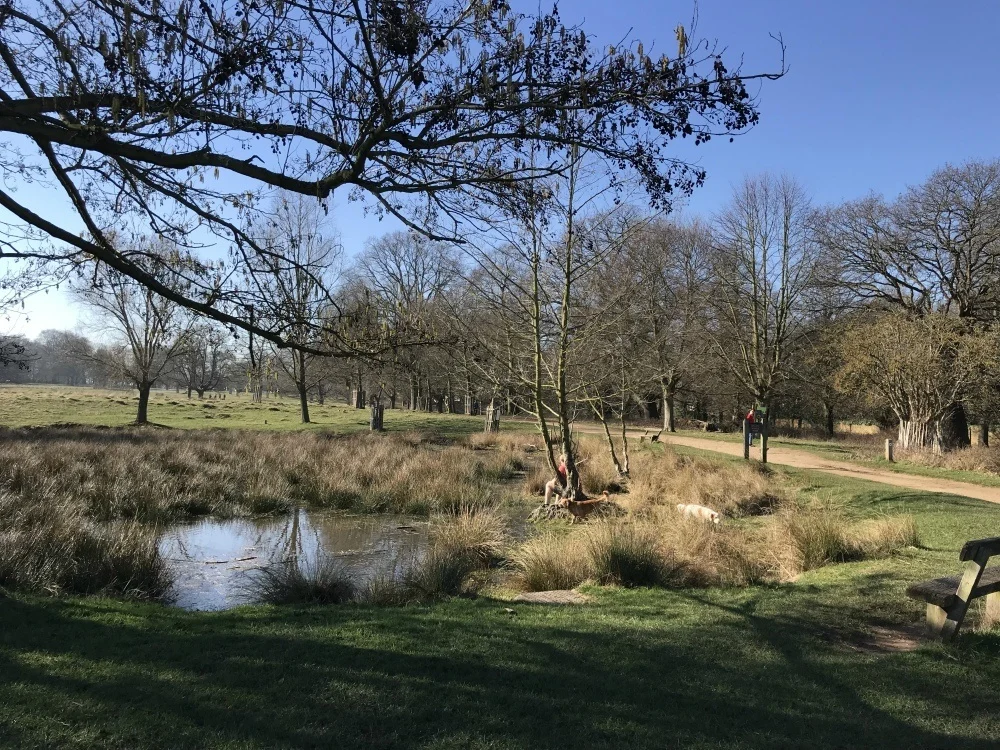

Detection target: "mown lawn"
[2, 456, 1000, 749]
[0, 385, 492, 437]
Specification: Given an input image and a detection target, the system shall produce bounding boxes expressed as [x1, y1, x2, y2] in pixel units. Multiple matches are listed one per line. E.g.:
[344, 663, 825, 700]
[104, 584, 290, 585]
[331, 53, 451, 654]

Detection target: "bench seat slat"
[906, 566, 1000, 609]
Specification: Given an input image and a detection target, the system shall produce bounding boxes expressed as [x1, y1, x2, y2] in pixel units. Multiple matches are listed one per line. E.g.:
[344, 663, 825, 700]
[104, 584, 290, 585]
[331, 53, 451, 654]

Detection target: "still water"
[159, 510, 428, 610]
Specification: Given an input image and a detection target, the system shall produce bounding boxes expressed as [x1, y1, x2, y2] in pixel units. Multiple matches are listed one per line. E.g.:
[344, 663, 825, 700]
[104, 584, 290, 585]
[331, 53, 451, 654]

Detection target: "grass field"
[2, 387, 1000, 748]
[0, 384, 489, 436]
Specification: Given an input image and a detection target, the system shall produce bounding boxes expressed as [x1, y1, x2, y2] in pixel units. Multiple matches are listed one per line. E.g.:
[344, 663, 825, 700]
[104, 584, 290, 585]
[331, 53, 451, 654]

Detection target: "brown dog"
[560, 491, 608, 523]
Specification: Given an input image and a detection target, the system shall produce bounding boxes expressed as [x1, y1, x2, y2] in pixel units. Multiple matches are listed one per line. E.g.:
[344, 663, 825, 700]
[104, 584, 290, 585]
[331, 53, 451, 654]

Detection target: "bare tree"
[250, 194, 343, 423]
[709, 174, 820, 411]
[179, 324, 233, 398]
[625, 219, 711, 432]
[0, 1, 781, 346]
[75, 245, 191, 424]
[837, 312, 999, 451]
[463, 152, 643, 499]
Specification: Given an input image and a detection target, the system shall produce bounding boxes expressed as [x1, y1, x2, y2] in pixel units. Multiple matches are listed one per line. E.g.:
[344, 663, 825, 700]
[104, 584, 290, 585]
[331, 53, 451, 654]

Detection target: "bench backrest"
[959, 536, 1000, 562]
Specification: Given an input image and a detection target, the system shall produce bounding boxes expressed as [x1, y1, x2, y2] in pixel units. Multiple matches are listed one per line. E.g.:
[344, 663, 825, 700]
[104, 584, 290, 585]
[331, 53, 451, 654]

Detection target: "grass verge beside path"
[3, 451, 1000, 748]
[660, 426, 1000, 490]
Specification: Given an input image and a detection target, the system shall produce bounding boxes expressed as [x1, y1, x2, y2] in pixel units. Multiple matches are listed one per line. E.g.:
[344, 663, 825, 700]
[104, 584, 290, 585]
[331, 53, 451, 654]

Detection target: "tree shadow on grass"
[1, 592, 999, 749]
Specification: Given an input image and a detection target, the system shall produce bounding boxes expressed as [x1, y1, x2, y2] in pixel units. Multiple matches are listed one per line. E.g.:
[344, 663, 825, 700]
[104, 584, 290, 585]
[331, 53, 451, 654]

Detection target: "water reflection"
[160, 510, 428, 610]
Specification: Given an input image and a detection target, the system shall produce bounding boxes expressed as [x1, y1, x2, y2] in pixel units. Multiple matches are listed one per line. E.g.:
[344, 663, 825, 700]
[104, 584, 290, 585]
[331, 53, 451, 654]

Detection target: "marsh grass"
[0, 427, 525, 525]
[584, 522, 681, 587]
[429, 505, 509, 566]
[511, 534, 590, 592]
[248, 555, 356, 605]
[772, 511, 919, 575]
[0, 509, 168, 599]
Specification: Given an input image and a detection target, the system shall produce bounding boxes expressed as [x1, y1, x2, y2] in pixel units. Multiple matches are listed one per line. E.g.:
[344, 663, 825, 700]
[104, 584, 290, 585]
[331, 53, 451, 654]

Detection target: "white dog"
[676, 503, 721, 524]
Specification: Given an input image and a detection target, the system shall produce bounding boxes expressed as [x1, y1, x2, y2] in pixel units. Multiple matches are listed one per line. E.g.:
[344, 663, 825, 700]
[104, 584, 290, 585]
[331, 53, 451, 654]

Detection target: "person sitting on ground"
[544, 454, 568, 506]
[543, 453, 590, 505]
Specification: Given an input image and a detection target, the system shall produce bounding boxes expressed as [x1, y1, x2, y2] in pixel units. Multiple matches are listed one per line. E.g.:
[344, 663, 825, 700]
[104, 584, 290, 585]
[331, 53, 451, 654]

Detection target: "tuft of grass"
[430, 506, 509, 566]
[625, 447, 786, 519]
[402, 548, 480, 600]
[511, 534, 590, 592]
[249, 555, 356, 605]
[772, 510, 919, 574]
[584, 521, 682, 588]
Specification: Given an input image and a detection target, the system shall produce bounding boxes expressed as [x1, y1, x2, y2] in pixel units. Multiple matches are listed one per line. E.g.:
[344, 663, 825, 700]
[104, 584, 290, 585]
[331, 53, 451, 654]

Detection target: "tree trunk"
[823, 400, 835, 438]
[897, 418, 936, 452]
[981, 421, 990, 448]
[136, 383, 151, 425]
[186, 386, 192, 398]
[196, 388, 205, 399]
[662, 382, 676, 433]
[939, 403, 971, 450]
[409, 373, 419, 411]
[298, 381, 310, 424]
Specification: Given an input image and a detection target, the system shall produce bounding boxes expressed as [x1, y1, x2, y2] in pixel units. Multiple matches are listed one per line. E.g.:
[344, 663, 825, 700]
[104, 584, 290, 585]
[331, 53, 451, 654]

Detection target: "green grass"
[0, 384, 501, 438]
[3, 439, 1000, 747]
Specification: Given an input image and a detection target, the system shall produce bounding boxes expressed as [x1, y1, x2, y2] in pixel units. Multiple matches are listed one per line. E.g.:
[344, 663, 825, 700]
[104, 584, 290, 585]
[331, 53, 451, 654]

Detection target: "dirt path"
[575, 426, 1000, 505]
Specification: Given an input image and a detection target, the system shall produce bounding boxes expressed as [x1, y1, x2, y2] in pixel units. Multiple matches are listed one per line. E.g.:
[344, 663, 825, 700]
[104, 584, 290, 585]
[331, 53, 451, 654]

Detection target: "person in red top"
[544, 454, 568, 505]
[746, 408, 756, 446]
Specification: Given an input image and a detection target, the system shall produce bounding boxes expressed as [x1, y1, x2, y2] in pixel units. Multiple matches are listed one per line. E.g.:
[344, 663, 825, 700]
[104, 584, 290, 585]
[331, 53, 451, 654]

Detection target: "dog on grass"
[676, 503, 721, 524]
[560, 491, 608, 523]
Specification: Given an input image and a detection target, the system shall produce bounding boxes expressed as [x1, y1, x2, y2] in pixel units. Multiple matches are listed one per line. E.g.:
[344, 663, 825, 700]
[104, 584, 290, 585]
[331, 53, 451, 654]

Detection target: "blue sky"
[7, 0, 1000, 337]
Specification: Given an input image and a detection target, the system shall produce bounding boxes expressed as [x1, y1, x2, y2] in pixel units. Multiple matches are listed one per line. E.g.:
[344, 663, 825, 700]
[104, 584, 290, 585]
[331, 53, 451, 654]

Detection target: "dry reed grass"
[625, 448, 785, 518]
[0, 427, 525, 524]
[901, 445, 1000, 475]
[429, 505, 509, 565]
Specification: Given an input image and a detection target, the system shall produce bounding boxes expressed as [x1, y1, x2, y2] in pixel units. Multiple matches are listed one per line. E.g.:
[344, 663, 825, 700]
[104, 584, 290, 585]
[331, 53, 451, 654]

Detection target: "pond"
[159, 510, 429, 610]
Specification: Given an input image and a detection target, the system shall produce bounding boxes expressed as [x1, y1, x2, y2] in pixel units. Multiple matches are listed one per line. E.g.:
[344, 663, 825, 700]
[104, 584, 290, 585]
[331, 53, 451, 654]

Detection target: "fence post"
[761, 418, 769, 464]
[885, 438, 894, 463]
[742, 419, 750, 460]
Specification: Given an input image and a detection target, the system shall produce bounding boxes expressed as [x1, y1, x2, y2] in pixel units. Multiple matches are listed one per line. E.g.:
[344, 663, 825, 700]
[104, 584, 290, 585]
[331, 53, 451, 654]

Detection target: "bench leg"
[926, 601, 972, 642]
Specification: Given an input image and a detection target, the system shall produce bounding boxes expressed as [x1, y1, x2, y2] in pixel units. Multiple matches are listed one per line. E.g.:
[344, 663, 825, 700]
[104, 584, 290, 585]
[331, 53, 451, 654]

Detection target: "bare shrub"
[901, 445, 1000, 475]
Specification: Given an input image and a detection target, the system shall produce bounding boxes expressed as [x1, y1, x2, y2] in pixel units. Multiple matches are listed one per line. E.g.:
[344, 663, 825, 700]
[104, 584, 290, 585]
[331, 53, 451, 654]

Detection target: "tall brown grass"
[511, 508, 918, 593]
[429, 505, 509, 565]
[0, 491, 168, 599]
[0, 427, 525, 524]
[900, 445, 1000, 475]
[626, 449, 784, 518]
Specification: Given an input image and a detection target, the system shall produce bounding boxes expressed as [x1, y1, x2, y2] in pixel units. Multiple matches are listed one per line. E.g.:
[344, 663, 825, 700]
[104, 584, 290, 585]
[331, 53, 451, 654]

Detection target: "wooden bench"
[906, 536, 1000, 641]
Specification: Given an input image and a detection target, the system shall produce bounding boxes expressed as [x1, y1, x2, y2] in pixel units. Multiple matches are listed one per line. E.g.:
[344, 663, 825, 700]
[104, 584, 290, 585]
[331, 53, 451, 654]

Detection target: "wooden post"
[760, 417, 769, 464]
[885, 438, 894, 462]
[742, 419, 750, 460]
[369, 403, 384, 432]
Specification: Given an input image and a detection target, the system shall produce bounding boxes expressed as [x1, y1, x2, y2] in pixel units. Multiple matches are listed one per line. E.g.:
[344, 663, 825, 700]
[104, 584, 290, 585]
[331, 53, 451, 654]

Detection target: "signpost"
[743, 404, 769, 464]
